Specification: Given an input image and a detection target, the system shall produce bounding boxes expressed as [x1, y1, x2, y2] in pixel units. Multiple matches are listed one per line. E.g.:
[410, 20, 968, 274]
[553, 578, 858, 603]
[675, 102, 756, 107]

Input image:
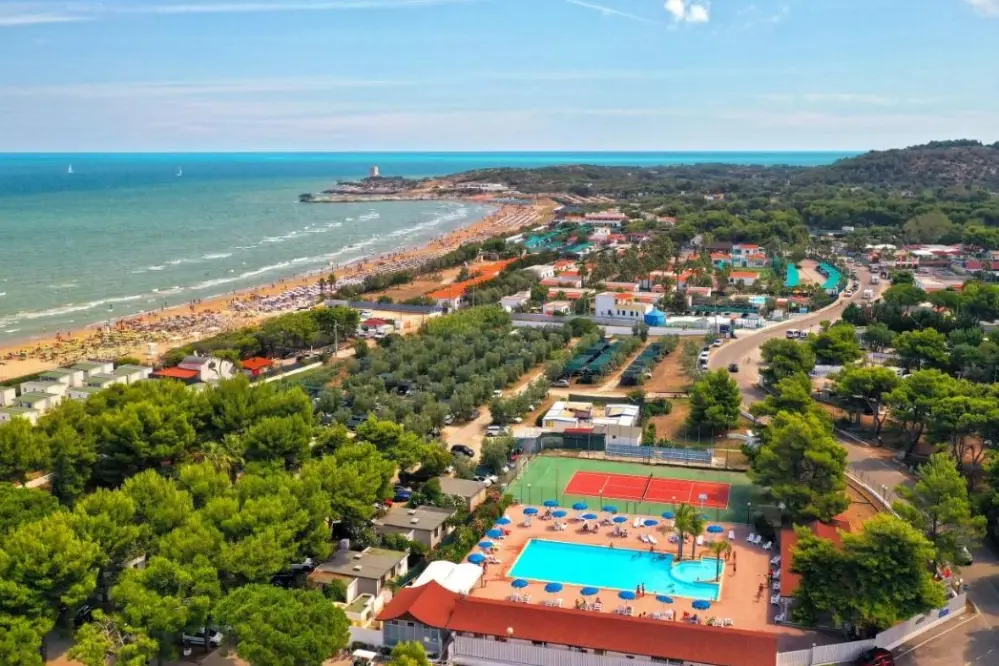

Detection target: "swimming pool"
[509, 539, 723, 601]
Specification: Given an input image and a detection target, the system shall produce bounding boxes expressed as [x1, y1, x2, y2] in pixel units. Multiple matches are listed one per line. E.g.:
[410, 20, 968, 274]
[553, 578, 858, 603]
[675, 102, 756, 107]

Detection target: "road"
[708, 263, 999, 665]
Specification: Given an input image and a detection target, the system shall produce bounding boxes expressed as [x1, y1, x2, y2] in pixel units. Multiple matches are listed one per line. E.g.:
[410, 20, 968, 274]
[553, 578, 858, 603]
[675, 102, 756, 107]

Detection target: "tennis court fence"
[605, 444, 713, 465]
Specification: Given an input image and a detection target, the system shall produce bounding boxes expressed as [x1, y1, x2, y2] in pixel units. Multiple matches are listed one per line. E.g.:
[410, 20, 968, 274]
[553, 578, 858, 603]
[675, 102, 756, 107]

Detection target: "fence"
[776, 592, 967, 666]
[605, 443, 713, 465]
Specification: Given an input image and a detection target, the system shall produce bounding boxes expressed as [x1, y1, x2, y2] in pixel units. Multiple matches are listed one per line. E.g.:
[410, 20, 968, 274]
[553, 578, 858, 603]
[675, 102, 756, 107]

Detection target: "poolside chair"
[770, 555, 781, 566]
[651, 612, 662, 620]
[616, 605, 627, 615]
[770, 594, 780, 606]
[585, 603, 595, 611]
[728, 530, 736, 540]
[746, 533, 756, 542]
[648, 535, 658, 545]
[722, 618, 733, 627]
[593, 603, 603, 611]
[522, 594, 531, 603]
[774, 612, 786, 624]
[633, 517, 641, 529]
[696, 535, 704, 547]
[752, 535, 763, 546]
[762, 541, 773, 551]
[640, 534, 650, 544]
[510, 593, 521, 602]
[772, 582, 780, 592]
[554, 598, 563, 608]
[624, 606, 634, 616]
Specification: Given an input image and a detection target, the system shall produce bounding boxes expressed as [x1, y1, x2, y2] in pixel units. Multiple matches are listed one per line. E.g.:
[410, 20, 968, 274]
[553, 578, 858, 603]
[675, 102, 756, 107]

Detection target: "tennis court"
[508, 455, 761, 522]
[563, 470, 731, 508]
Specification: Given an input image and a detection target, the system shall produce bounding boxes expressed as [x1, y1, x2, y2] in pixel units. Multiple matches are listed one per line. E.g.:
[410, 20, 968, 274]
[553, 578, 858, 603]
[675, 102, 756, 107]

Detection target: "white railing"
[775, 592, 967, 666]
[453, 636, 655, 666]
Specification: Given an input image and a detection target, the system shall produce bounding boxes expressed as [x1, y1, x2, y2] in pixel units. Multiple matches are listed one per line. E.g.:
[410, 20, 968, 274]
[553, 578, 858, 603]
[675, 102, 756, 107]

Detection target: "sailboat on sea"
[177, 167, 183, 177]
[67, 165, 74, 174]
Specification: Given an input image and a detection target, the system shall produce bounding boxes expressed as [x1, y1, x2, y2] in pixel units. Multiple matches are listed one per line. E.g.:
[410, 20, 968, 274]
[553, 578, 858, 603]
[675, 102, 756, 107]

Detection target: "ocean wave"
[202, 252, 233, 260]
[47, 282, 78, 290]
[148, 265, 166, 271]
[358, 211, 380, 222]
[152, 286, 184, 295]
[167, 257, 199, 266]
[0, 292, 5, 297]
[3, 329, 19, 334]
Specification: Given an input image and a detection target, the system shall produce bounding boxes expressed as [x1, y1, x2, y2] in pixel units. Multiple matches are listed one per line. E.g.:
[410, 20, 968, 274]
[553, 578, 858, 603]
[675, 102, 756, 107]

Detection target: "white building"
[20, 380, 68, 397]
[87, 373, 126, 389]
[525, 264, 556, 280]
[542, 300, 572, 315]
[500, 291, 532, 312]
[67, 386, 104, 402]
[0, 406, 40, 425]
[177, 356, 233, 383]
[39, 368, 83, 387]
[71, 361, 114, 380]
[0, 387, 15, 407]
[16, 392, 58, 413]
[594, 292, 653, 321]
[113, 364, 153, 385]
[727, 271, 759, 287]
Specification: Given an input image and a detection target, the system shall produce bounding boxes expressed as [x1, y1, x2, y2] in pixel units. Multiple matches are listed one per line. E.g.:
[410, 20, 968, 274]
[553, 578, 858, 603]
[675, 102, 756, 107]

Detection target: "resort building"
[67, 386, 104, 402]
[16, 391, 59, 413]
[727, 272, 759, 287]
[240, 357, 274, 378]
[434, 477, 489, 511]
[0, 387, 15, 407]
[377, 581, 778, 666]
[113, 364, 153, 384]
[308, 546, 409, 600]
[87, 373, 126, 389]
[525, 264, 556, 280]
[582, 210, 628, 227]
[500, 291, 532, 312]
[71, 360, 115, 379]
[594, 293, 653, 321]
[540, 401, 642, 445]
[176, 356, 233, 383]
[20, 379, 68, 397]
[542, 301, 572, 316]
[0, 406, 40, 425]
[372, 505, 456, 550]
[39, 368, 84, 387]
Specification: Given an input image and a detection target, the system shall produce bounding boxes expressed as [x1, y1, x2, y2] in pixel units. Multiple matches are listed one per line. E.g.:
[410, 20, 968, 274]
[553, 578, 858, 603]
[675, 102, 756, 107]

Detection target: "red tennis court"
[563, 470, 731, 508]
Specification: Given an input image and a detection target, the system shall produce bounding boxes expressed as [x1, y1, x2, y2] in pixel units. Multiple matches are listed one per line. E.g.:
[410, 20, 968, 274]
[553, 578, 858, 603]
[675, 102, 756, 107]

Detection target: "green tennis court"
[507, 455, 762, 523]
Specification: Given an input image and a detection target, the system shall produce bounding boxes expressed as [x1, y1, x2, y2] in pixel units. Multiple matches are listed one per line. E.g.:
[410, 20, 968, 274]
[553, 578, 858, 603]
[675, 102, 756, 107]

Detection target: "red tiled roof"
[363, 318, 390, 327]
[152, 367, 200, 380]
[240, 357, 273, 371]
[780, 519, 850, 597]
[729, 271, 758, 279]
[378, 581, 457, 627]
[447, 595, 778, 666]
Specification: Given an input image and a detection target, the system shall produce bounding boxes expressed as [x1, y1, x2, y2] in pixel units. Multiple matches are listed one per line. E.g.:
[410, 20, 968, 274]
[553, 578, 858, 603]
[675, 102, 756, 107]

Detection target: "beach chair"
[651, 612, 662, 620]
[728, 530, 736, 540]
[696, 535, 704, 547]
[639, 534, 649, 544]
[616, 605, 626, 615]
[665, 610, 674, 621]
[772, 582, 780, 592]
[746, 533, 756, 542]
[770, 595, 780, 606]
[774, 612, 786, 624]
[586, 603, 595, 611]
[522, 594, 531, 603]
[763, 541, 773, 550]
[648, 535, 658, 545]
[633, 516, 641, 529]
[554, 598, 563, 608]
[510, 593, 521, 602]
[722, 618, 734, 627]
[593, 603, 603, 611]
[752, 535, 763, 546]
[770, 555, 781, 566]
[624, 606, 634, 616]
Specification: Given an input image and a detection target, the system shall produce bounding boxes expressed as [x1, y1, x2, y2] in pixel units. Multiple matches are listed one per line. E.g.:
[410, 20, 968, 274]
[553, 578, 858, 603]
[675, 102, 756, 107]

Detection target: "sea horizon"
[0, 150, 854, 345]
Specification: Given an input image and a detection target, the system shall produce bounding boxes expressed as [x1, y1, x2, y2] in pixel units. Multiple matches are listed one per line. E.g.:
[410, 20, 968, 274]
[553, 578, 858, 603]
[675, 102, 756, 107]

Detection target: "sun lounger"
[522, 594, 531, 603]
[763, 541, 773, 550]
[651, 612, 662, 620]
[696, 535, 704, 546]
[648, 535, 658, 545]
[510, 593, 521, 602]
[728, 530, 736, 540]
[746, 533, 756, 542]
[773, 582, 781, 592]
[664, 610, 674, 620]
[593, 603, 602, 611]
[722, 618, 733, 626]
[640, 534, 650, 544]
[616, 605, 626, 614]
[770, 595, 780, 605]
[774, 612, 786, 624]
[752, 535, 763, 546]
[770, 555, 781, 565]
[554, 598, 563, 608]
[624, 606, 634, 616]
[633, 517, 641, 528]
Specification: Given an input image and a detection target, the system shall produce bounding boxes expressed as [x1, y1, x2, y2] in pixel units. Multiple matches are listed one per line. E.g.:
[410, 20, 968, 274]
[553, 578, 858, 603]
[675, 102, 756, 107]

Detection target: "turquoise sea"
[0, 151, 854, 343]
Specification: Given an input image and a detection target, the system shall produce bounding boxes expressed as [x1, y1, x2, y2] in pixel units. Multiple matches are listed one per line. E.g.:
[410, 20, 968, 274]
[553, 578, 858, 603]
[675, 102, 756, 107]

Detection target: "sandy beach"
[0, 200, 552, 381]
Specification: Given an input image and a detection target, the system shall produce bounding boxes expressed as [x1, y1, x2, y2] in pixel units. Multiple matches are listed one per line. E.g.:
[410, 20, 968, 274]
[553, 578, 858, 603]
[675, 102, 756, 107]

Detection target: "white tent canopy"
[411, 560, 482, 594]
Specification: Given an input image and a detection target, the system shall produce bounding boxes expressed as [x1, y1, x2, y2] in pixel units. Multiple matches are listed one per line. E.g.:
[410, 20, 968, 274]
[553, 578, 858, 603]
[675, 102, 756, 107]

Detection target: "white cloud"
[565, 0, 664, 24]
[664, 0, 709, 23]
[966, 0, 999, 16]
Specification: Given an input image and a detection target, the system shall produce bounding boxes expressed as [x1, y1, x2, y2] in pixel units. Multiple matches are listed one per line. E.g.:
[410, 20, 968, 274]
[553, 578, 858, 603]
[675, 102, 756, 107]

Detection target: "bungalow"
[434, 477, 488, 511]
[542, 300, 572, 316]
[377, 581, 778, 666]
[39, 368, 83, 387]
[582, 210, 627, 227]
[16, 391, 58, 413]
[594, 292, 652, 321]
[603, 280, 640, 292]
[545, 287, 588, 302]
[240, 357, 274, 378]
[67, 386, 104, 402]
[500, 290, 531, 312]
[0, 406, 40, 425]
[176, 357, 232, 383]
[87, 373, 126, 389]
[372, 505, 455, 550]
[151, 366, 202, 384]
[360, 318, 395, 338]
[524, 264, 555, 280]
[428, 284, 464, 311]
[308, 547, 408, 599]
[728, 271, 759, 287]
[113, 364, 153, 384]
[710, 252, 732, 268]
[71, 360, 114, 379]
[731, 243, 761, 257]
[552, 259, 578, 272]
[0, 387, 15, 407]
[20, 380, 67, 397]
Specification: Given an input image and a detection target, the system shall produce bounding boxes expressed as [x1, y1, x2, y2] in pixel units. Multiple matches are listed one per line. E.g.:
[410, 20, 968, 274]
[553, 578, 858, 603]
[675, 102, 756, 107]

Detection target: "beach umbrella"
[495, 517, 511, 526]
[468, 553, 486, 564]
[612, 516, 629, 524]
[543, 499, 559, 508]
[544, 582, 563, 593]
[706, 525, 724, 534]
[572, 502, 588, 511]
[511, 579, 529, 589]
[524, 507, 539, 515]
[486, 529, 504, 539]
[643, 519, 659, 528]
[552, 509, 568, 518]
[661, 511, 675, 520]
[581, 513, 598, 520]
[478, 541, 494, 550]
[580, 587, 600, 596]
[618, 590, 637, 601]
[656, 595, 674, 605]
[692, 600, 712, 611]
[602, 505, 619, 514]
[699, 514, 710, 521]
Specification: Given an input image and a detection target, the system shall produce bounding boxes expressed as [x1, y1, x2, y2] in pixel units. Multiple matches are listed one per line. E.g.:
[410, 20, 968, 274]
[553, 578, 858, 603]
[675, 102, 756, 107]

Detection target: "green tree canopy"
[894, 328, 949, 371]
[0, 483, 59, 533]
[0, 614, 43, 666]
[389, 641, 433, 666]
[759, 338, 816, 385]
[885, 370, 963, 454]
[883, 283, 928, 308]
[69, 611, 158, 666]
[749, 411, 849, 522]
[832, 366, 901, 436]
[861, 323, 895, 353]
[809, 323, 863, 366]
[0, 418, 49, 485]
[894, 453, 986, 567]
[686, 370, 742, 434]
[214, 584, 350, 666]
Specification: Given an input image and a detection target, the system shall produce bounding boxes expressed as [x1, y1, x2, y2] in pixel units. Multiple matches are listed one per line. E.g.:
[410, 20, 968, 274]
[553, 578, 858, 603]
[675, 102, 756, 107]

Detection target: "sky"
[0, 0, 998, 151]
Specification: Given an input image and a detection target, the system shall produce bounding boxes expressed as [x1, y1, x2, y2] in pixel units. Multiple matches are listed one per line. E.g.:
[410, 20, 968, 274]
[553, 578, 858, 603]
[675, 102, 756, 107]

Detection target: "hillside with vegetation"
[454, 140, 999, 196]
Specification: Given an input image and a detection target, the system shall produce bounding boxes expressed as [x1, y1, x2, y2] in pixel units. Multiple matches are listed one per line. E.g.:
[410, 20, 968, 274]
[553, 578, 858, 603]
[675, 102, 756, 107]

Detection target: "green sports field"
[507, 455, 764, 523]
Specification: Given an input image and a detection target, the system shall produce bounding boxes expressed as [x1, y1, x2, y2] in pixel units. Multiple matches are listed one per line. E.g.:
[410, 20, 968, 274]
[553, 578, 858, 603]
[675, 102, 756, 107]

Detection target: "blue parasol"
[478, 541, 494, 550]
[552, 510, 568, 518]
[524, 507, 539, 515]
[468, 553, 486, 564]
[544, 582, 563, 593]
[580, 587, 600, 596]
[543, 499, 559, 507]
[643, 519, 659, 527]
[661, 511, 675, 519]
[486, 529, 504, 539]
[656, 595, 674, 604]
[699, 514, 710, 521]
[612, 515, 629, 523]
[618, 590, 637, 600]
[602, 505, 619, 514]
[511, 579, 529, 589]
[572, 502, 588, 510]
[692, 600, 712, 610]
[581, 513, 598, 520]
[495, 517, 511, 526]
[706, 525, 724, 534]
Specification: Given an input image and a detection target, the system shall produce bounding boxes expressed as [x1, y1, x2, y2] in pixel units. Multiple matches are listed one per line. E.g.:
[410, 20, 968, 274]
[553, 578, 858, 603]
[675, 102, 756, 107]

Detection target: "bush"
[324, 578, 348, 603]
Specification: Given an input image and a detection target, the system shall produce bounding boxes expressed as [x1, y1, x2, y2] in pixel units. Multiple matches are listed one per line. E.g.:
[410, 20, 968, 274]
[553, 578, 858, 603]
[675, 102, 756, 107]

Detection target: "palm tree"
[707, 540, 732, 581]
[687, 511, 707, 559]
[673, 503, 695, 561]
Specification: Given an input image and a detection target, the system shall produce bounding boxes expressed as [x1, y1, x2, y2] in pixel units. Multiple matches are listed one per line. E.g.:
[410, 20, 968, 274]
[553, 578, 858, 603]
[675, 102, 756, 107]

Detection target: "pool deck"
[469, 505, 815, 641]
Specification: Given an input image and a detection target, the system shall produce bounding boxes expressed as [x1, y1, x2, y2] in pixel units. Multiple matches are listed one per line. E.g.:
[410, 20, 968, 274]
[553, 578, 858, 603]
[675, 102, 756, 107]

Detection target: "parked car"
[728, 363, 739, 373]
[854, 647, 894, 666]
[289, 557, 316, 573]
[183, 628, 223, 649]
[74, 604, 95, 628]
[485, 425, 507, 437]
[271, 572, 297, 588]
[553, 379, 571, 388]
[393, 488, 412, 502]
[956, 545, 974, 566]
[450, 444, 475, 458]
[473, 475, 494, 487]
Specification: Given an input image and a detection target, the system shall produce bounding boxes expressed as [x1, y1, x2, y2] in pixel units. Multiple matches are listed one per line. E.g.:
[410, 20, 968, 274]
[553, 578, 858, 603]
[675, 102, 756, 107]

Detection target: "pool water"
[509, 539, 723, 601]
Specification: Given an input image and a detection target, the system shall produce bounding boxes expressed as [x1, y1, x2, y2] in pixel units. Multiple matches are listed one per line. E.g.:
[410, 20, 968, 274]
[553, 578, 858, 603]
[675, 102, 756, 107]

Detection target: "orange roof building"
[151, 367, 200, 381]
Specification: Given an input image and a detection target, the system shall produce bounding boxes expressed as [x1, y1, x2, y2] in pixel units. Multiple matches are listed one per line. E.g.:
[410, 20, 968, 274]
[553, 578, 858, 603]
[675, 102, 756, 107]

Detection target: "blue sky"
[1, 0, 997, 151]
